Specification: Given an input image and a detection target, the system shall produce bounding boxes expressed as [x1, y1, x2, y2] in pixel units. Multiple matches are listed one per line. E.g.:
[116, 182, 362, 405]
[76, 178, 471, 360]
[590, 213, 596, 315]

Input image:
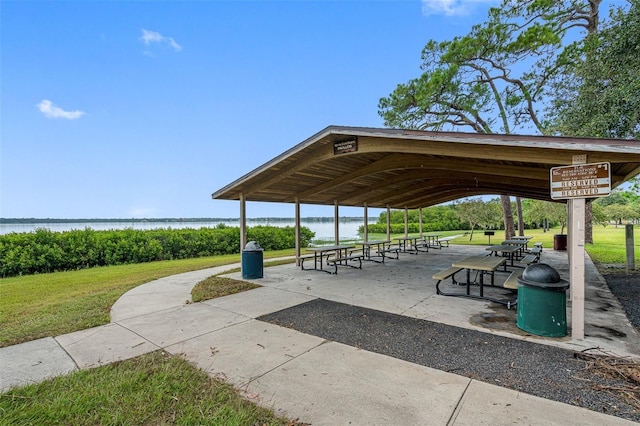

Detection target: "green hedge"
[0, 225, 314, 277]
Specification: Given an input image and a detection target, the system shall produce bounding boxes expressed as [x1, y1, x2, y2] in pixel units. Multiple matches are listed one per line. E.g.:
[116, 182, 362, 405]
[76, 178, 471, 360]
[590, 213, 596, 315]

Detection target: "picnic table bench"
[500, 270, 522, 309]
[433, 266, 463, 285]
[503, 270, 522, 290]
[521, 245, 542, 265]
[299, 253, 328, 270]
[327, 253, 364, 270]
[436, 235, 458, 247]
[377, 245, 401, 259]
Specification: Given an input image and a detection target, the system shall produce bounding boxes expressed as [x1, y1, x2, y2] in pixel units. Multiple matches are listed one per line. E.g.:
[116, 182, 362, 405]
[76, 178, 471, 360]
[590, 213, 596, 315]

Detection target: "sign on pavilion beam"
[550, 162, 611, 200]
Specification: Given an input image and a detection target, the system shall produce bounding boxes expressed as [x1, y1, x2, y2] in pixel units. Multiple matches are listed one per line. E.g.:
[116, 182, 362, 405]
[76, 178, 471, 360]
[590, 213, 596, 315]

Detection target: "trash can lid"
[518, 263, 569, 290]
[244, 241, 263, 251]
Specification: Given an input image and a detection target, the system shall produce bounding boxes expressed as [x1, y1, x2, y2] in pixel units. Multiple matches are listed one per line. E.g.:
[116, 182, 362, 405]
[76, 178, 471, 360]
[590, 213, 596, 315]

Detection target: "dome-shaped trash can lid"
[518, 263, 569, 290]
[244, 241, 263, 251]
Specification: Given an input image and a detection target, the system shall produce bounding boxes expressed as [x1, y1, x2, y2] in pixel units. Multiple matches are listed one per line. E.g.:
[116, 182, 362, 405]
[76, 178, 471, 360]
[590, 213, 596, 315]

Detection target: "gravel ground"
[258, 272, 640, 423]
[605, 272, 640, 331]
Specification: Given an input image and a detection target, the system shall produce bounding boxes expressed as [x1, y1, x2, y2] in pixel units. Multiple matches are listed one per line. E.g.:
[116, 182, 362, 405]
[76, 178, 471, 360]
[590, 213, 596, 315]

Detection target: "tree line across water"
[0, 225, 314, 277]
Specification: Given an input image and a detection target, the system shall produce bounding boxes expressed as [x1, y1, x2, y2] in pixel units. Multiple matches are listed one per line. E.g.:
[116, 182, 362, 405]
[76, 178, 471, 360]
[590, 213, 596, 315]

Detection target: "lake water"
[0, 219, 374, 241]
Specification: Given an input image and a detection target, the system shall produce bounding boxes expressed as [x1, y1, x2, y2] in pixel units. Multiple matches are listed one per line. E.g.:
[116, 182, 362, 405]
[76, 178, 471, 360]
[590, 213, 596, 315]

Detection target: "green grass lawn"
[0, 250, 295, 348]
[0, 351, 297, 425]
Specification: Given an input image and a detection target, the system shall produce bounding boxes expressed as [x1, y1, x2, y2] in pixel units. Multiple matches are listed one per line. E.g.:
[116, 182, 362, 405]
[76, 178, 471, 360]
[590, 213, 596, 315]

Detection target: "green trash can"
[517, 263, 570, 337]
[242, 241, 263, 279]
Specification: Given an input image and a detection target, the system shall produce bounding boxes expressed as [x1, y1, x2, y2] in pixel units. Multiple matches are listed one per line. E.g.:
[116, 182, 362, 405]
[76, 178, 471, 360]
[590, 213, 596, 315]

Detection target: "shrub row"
[0, 225, 314, 277]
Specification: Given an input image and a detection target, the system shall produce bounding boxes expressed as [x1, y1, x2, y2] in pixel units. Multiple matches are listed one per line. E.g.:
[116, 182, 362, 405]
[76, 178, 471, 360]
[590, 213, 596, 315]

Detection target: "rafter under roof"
[212, 126, 640, 209]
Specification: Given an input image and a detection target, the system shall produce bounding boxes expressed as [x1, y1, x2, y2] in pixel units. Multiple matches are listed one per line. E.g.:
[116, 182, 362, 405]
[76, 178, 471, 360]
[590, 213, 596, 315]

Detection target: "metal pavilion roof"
[211, 126, 640, 209]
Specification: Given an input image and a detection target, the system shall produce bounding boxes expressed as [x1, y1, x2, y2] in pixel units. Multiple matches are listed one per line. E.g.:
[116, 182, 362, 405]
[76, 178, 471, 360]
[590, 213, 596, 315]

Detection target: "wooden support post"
[334, 200, 339, 245]
[363, 203, 368, 242]
[568, 202, 573, 302]
[626, 224, 635, 271]
[386, 205, 391, 241]
[419, 208, 423, 239]
[569, 154, 586, 340]
[404, 207, 409, 238]
[239, 193, 246, 253]
[295, 198, 301, 266]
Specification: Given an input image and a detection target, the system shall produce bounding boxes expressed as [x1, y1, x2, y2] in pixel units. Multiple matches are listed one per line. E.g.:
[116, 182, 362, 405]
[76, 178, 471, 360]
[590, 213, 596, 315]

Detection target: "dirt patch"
[469, 306, 523, 334]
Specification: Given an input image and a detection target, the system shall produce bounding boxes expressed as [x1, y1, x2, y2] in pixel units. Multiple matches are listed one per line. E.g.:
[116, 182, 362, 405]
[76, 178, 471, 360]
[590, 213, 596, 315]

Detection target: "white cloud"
[421, 0, 494, 17]
[36, 99, 85, 119]
[140, 29, 182, 52]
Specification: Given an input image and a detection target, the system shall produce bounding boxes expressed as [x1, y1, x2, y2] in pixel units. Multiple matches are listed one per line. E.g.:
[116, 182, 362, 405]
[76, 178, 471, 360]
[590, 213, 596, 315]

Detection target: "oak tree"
[379, 0, 602, 240]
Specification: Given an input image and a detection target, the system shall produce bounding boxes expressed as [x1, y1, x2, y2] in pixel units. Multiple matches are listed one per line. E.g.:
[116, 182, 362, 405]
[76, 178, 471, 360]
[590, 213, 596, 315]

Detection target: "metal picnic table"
[302, 244, 356, 274]
[451, 255, 507, 297]
[356, 240, 392, 263]
[485, 244, 522, 269]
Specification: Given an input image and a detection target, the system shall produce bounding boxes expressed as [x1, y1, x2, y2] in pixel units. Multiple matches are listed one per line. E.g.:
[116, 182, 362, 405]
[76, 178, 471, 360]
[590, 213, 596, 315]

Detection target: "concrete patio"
[228, 244, 640, 359]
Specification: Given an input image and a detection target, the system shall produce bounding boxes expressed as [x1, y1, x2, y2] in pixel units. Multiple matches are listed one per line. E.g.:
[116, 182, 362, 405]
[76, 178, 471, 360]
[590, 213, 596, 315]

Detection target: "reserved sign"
[550, 162, 611, 199]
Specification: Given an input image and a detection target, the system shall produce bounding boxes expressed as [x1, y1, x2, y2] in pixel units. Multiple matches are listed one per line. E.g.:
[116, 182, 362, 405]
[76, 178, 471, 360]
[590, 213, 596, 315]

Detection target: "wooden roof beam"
[286, 155, 550, 201]
[357, 136, 640, 164]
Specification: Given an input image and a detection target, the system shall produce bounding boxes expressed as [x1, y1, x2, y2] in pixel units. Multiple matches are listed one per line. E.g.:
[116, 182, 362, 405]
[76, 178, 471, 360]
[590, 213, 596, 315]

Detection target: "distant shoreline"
[0, 217, 366, 224]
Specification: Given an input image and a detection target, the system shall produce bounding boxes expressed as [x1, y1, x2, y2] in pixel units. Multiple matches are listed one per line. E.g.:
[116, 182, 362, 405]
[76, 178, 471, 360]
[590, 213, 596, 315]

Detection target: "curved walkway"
[1, 255, 637, 425]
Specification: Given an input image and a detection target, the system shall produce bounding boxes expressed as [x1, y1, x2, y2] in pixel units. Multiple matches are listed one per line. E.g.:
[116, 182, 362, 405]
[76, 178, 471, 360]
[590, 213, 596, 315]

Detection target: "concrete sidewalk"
[1, 255, 638, 425]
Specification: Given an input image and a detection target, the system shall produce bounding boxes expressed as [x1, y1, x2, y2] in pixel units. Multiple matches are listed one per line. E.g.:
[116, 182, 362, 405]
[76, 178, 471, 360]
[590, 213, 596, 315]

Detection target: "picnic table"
[485, 244, 522, 269]
[433, 255, 516, 307]
[300, 244, 359, 274]
[510, 235, 533, 249]
[501, 239, 528, 255]
[357, 240, 396, 263]
[452, 255, 507, 296]
[422, 233, 441, 249]
[394, 236, 420, 254]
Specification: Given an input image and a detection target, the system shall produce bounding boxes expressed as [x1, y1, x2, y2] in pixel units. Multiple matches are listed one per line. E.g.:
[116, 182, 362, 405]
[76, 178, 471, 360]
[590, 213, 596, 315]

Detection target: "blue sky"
[1, 0, 499, 219]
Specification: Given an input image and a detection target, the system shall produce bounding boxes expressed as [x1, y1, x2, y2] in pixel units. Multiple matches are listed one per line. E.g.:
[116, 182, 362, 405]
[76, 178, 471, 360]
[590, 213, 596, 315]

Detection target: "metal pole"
[626, 224, 635, 271]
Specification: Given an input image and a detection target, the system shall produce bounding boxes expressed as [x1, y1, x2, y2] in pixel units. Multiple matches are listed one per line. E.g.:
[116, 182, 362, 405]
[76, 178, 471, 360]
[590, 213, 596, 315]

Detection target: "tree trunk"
[516, 196, 524, 236]
[501, 195, 515, 240]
